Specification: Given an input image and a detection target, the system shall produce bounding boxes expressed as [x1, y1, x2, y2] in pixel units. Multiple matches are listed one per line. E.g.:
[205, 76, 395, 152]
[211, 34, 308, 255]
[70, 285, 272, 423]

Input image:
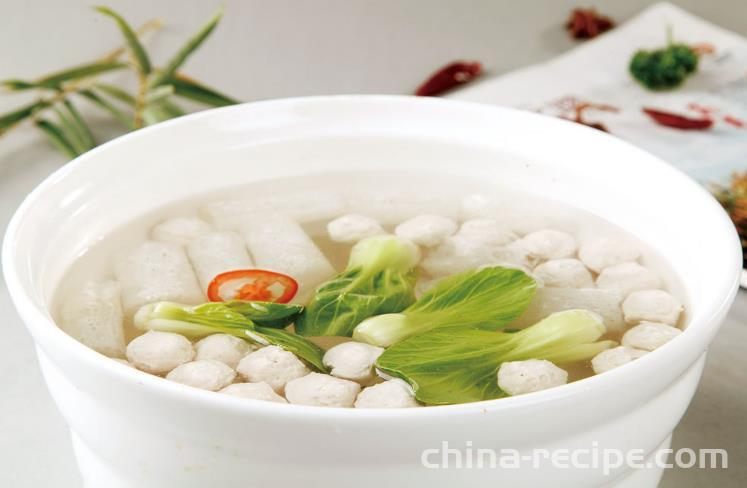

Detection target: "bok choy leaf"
[376, 309, 615, 405]
[224, 300, 303, 328]
[353, 266, 537, 346]
[134, 301, 325, 371]
[295, 235, 420, 337]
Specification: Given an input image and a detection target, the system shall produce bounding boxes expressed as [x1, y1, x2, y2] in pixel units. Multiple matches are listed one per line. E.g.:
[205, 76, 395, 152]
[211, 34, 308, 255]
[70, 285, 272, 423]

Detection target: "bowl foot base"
[607, 434, 671, 488]
[72, 430, 130, 488]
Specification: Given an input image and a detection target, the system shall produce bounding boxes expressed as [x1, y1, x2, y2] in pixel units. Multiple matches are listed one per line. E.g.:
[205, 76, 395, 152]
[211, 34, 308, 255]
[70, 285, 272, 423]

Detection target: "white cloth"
[449, 2, 747, 184]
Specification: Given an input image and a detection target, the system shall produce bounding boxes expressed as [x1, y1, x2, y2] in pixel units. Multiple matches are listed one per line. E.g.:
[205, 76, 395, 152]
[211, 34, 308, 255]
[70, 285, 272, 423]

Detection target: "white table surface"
[1, 1, 745, 486]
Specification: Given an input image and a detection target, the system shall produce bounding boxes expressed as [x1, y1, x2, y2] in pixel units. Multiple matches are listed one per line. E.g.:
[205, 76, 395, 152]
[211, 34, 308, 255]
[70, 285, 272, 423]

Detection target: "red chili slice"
[642, 107, 713, 130]
[207, 269, 298, 303]
[723, 115, 745, 128]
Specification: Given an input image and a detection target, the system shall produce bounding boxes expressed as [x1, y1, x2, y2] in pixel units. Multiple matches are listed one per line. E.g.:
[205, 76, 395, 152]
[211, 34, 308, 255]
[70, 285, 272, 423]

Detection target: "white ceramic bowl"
[3, 96, 740, 488]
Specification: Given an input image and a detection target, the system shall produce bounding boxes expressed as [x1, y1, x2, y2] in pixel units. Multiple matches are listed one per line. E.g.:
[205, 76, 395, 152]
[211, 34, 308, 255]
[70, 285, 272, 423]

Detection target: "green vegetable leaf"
[150, 7, 223, 87]
[376, 309, 615, 405]
[169, 75, 239, 106]
[134, 301, 326, 371]
[79, 89, 134, 129]
[134, 301, 248, 336]
[224, 300, 303, 328]
[95, 6, 152, 74]
[34, 119, 80, 158]
[353, 266, 537, 347]
[295, 235, 420, 337]
[0, 100, 49, 134]
[252, 325, 327, 372]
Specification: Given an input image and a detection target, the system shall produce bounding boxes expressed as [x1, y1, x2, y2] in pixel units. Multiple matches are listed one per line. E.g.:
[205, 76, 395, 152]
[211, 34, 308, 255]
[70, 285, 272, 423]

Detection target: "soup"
[53, 171, 686, 408]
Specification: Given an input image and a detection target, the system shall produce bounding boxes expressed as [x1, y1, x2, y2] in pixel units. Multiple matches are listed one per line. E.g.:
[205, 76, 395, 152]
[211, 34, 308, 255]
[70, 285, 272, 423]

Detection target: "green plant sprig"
[629, 26, 699, 91]
[0, 6, 239, 158]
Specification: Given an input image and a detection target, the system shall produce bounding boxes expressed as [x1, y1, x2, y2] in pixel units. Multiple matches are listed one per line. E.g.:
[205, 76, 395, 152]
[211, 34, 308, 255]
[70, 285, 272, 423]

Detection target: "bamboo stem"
[0, 18, 162, 137]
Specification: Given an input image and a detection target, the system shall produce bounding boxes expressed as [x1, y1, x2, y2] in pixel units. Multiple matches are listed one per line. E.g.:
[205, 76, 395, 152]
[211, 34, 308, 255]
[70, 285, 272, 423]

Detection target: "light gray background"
[1, 1, 745, 486]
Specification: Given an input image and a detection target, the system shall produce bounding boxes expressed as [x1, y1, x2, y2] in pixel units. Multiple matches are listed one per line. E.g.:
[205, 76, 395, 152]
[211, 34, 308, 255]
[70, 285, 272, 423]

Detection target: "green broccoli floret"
[629, 30, 699, 91]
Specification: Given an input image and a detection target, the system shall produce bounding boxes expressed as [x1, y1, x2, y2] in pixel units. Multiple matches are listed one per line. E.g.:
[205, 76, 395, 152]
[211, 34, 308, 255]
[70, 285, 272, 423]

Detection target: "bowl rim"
[3, 94, 741, 419]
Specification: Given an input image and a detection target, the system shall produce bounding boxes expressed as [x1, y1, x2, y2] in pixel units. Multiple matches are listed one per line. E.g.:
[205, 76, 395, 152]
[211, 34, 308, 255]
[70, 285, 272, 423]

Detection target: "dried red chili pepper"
[571, 101, 619, 132]
[415, 61, 482, 97]
[686, 103, 744, 128]
[687, 102, 716, 117]
[545, 96, 618, 132]
[642, 107, 713, 130]
[690, 43, 716, 55]
[723, 115, 745, 128]
[566, 8, 614, 39]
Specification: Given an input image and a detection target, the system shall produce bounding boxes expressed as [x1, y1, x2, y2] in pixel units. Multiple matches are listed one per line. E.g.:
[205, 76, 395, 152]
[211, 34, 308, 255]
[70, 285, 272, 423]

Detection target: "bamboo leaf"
[79, 89, 134, 129]
[142, 101, 177, 125]
[35, 119, 80, 158]
[142, 98, 189, 125]
[150, 7, 223, 86]
[2, 62, 126, 91]
[0, 100, 49, 134]
[95, 6, 152, 74]
[63, 99, 96, 149]
[37, 61, 127, 88]
[52, 104, 86, 153]
[160, 99, 185, 117]
[170, 75, 238, 106]
[144, 84, 174, 105]
[93, 82, 136, 106]
[1, 79, 36, 91]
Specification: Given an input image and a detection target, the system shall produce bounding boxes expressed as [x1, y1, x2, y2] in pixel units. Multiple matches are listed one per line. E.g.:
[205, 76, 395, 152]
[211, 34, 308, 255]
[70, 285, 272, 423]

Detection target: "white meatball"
[518, 230, 577, 260]
[420, 236, 483, 277]
[512, 287, 625, 331]
[596, 262, 661, 296]
[457, 219, 517, 246]
[126, 331, 194, 375]
[421, 235, 534, 278]
[533, 259, 594, 288]
[460, 194, 499, 219]
[323, 342, 384, 384]
[497, 359, 568, 396]
[622, 290, 683, 326]
[112, 358, 133, 368]
[622, 322, 682, 351]
[459, 194, 548, 234]
[327, 214, 384, 243]
[166, 359, 236, 391]
[151, 217, 212, 246]
[220, 382, 288, 403]
[591, 346, 648, 374]
[498, 240, 541, 269]
[395, 215, 457, 247]
[285, 373, 361, 407]
[578, 237, 640, 272]
[195, 334, 253, 369]
[355, 379, 421, 408]
[236, 345, 309, 393]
